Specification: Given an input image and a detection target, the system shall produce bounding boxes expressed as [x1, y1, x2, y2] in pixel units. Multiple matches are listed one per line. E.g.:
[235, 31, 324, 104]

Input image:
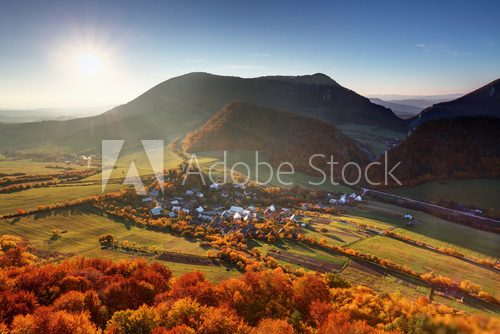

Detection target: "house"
[268, 204, 276, 212]
[210, 183, 221, 190]
[200, 214, 212, 221]
[338, 197, 346, 205]
[233, 212, 242, 220]
[168, 211, 176, 218]
[239, 223, 255, 236]
[355, 195, 362, 202]
[281, 208, 291, 214]
[229, 206, 244, 213]
[151, 206, 162, 216]
[182, 208, 190, 213]
[404, 214, 413, 219]
[246, 205, 256, 212]
[329, 198, 337, 204]
[185, 190, 194, 196]
[172, 206, 181, 212]
[141, 197, 153, 202]
[196, 206, 204, 213]
[197, 192, 204, 198]
[170, 200, 179, 205]
[290, 214, 299, 223]
[349, 193, 357, 199]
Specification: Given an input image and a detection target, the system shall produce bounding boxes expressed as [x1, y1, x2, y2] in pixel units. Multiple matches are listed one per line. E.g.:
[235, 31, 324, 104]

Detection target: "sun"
[77, 52, 103, 76]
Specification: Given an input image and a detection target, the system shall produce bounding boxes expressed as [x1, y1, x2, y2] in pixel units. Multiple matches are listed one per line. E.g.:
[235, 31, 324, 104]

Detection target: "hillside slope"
[183, 102, 370, 175]
[369, 117, 500, 186]
[411, 79, 500, 127]
[0, 72, 406, 152]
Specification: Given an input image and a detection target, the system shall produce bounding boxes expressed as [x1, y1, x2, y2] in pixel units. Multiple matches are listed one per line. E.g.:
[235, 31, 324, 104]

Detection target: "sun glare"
[77, 52, 103, 76]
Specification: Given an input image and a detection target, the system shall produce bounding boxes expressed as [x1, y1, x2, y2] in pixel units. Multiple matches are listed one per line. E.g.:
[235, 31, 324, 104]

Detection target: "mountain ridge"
[411, 78, 500, 127]
[0, 72, 407, 152]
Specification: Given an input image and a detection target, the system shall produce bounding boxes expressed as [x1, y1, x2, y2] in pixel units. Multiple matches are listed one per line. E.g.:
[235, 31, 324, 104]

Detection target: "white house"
[329, 198, 337, 204]
[151, 206, 162, 216]
[268, 204, 276, 212]
[246, 205, 256, 212]
[182, 208, 190, 213]
[168, 211, 176, 218]
[404, 214, 413, 219]
[233, 212, 242, 220]
[185, 190, 194, 196]
[355, 196, 362, 202]
[197, 192, 204, 198]
[210, 183, 221, 190]
[338, 196, 346, 205]
[171, 200, 179, 205]
[349, 193, 357, 199]
[290, 214, 299, 223]
[196, 206, 204, 213]
[172, 206, 181, 212]
[141, 197, 153, 202]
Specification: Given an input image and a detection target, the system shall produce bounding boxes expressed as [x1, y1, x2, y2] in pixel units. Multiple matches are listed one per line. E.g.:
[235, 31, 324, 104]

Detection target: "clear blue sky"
[1, 0, 499, 108]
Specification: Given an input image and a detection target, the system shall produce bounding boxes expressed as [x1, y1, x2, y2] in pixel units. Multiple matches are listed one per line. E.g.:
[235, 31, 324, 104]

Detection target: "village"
[141, 178, 368, 239]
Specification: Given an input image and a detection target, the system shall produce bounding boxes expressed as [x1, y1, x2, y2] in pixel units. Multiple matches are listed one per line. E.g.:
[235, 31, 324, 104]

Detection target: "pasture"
[350, 236, 500, 299]
[0, 183, 125, 216]
[385, 179, 500, 211]
[0, 159, 85, 175]
[354, 201, 499, 260]
[0, 208, 241, 282]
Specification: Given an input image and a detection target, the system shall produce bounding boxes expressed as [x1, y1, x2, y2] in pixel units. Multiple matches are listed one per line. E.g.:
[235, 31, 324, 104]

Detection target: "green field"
[0, 184, 125, 216]
[0, 159, 86, 175]
[301, 215, 368, 246]
[350, 201, 499, 260]
[249, 238, 348, 267]
[195, 150, 352, 193]
[385, 179, 500, 210]
[350, 236, 500, 299]
[340, 265, 430, 300]
[337, 123, 406, 156]
[0, 209, 239, 282]
[84, 148, 183, 182]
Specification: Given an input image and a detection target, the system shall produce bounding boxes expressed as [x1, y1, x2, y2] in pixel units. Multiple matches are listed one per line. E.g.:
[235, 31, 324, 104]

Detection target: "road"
[363, 188, 500, 225]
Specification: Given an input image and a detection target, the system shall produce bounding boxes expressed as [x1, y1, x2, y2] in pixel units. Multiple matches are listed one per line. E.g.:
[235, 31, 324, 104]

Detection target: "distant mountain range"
[369, 98, 423, 119]
[369, 94, 464, 119]
[183, 102, 370, 175]
[0, 72, 406, 151]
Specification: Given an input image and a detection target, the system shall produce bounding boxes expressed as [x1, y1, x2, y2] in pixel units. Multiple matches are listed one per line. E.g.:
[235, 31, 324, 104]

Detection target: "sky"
[0, 0, 499, 109]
